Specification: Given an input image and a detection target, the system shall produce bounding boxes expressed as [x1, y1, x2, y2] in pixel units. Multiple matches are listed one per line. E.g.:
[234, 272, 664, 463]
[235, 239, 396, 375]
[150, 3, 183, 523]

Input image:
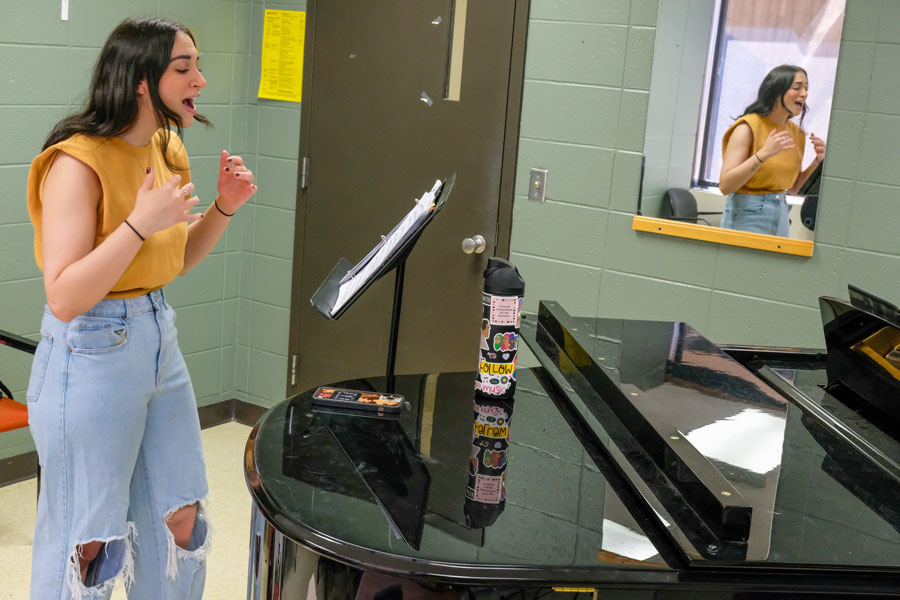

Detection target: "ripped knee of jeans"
[163, 498, 212, 580]
[66, 523, 137, 600]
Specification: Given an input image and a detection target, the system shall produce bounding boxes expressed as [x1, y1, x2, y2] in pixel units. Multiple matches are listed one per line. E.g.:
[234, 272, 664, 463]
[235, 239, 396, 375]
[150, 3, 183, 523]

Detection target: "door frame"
[285, 0, 531, 398]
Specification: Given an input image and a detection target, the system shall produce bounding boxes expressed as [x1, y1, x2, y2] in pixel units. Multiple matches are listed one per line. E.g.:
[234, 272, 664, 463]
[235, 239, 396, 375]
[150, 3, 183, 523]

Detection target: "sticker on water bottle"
[472, 474, 503, 504]
[489, 295, 519, 325]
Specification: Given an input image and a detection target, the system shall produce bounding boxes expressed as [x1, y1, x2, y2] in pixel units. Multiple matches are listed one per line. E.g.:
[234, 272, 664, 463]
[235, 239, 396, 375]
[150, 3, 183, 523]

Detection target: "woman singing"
[719, 65, 826, 237]
[25, 17, 256, 599]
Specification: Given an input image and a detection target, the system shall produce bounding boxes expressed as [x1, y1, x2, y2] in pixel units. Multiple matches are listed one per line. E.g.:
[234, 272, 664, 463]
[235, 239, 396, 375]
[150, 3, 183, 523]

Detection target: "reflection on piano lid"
[802, 411, 900, 535]
[282, 397, 431, 550]
[524, 304, 781, 561]
[522, 285, 900, 568]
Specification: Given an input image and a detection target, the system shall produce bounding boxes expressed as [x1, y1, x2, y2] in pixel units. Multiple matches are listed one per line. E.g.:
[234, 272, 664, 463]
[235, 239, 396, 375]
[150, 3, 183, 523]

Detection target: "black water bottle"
[475, 258, 525, 399]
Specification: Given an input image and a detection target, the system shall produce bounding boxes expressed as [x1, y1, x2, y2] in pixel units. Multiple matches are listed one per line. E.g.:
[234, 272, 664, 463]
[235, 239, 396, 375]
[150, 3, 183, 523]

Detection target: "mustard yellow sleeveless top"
[722, 113, 805, 195]
[27, 131, 190, 299]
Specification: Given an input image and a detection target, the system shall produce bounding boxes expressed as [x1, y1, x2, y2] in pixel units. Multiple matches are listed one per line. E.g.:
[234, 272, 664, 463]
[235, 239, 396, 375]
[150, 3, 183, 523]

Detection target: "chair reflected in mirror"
[798, 162, 822, 232]
[664, 188, 722, 227]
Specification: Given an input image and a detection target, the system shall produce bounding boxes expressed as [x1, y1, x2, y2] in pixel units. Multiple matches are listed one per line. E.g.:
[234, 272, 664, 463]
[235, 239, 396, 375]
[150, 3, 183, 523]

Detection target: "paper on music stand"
[331, 180, 442, 315]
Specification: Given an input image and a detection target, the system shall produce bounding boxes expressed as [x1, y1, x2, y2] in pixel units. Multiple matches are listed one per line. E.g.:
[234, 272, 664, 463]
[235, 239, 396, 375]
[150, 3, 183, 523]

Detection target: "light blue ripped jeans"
[720, 192, 790, 238]
[27, 289, 210, 600]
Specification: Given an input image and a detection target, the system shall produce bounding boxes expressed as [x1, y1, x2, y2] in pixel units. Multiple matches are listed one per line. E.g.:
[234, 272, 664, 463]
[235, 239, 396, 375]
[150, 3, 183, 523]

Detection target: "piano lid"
[820, 285, 900, 433]
[523, 302, 787, 562]
[522, 289, 900, 569]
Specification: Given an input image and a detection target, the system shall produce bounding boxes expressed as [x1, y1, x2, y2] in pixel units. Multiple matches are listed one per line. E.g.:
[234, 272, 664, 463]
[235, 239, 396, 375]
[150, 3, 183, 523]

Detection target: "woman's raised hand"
[758, 128, 795, 161]
[129, 170, 202, 236]
[216, 150, 258, 214]
[810, 133, 826, 163]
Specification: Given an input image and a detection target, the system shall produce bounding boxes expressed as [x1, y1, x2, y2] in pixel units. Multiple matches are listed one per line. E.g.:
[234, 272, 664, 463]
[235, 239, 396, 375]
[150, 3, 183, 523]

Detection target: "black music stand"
[310, 174, 455, 392]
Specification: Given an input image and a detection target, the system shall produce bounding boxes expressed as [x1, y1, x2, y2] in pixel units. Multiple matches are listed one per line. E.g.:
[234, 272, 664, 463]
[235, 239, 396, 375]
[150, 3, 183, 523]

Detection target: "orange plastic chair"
[0, 386, 28, 433]
[0, 330, 39, 496]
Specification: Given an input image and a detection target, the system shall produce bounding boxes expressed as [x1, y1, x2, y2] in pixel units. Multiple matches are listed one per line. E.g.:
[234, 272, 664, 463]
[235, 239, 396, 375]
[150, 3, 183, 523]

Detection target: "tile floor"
[0, 421, 253, 599]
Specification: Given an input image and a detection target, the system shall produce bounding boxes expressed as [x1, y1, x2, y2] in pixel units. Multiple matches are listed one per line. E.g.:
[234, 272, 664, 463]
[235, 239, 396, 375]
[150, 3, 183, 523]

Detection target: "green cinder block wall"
[0, 0, 290, 459]
[1, 0, 897, 461]
[512, 0, 900, 349]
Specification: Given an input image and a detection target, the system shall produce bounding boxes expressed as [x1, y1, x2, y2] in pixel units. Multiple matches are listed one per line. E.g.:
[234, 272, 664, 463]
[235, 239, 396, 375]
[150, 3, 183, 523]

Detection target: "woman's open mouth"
[183, 97, 197, 115]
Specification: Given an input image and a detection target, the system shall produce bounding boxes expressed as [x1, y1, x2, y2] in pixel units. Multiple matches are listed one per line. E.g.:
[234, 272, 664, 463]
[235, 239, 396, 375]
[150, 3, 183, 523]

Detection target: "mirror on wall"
[634, 0, 846, 256]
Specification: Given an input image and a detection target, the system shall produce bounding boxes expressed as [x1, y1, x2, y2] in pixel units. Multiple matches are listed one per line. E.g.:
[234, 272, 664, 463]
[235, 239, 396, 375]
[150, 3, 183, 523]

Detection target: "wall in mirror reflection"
[641, 0, 845, 244]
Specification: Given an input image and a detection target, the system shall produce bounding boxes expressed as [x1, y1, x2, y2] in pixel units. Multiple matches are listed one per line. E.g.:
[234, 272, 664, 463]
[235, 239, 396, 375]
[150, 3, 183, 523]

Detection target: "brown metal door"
[288, 0, 526, 394]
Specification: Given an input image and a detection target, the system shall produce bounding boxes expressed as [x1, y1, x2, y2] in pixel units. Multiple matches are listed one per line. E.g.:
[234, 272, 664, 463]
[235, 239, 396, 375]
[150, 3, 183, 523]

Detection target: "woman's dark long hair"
[43, 17, 210, 171]
[741, 64, 808, 126]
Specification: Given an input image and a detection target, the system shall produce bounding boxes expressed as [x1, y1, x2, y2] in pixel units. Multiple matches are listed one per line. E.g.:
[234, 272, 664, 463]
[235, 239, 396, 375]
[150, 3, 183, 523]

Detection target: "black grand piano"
[245, 286, 900, 599]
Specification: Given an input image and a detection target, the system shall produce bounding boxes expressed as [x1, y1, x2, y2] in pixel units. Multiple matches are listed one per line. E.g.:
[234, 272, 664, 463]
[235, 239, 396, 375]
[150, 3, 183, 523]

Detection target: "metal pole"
[385, 261, 406, 393]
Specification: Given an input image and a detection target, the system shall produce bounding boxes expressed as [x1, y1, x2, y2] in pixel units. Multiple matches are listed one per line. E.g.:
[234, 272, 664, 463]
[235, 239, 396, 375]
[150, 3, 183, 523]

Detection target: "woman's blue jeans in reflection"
[720, 192, 790, 238]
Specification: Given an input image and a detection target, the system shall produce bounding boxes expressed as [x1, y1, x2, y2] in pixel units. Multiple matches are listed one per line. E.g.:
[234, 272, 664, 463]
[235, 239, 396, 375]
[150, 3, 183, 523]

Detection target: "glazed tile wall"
[234, 0, 305, 408]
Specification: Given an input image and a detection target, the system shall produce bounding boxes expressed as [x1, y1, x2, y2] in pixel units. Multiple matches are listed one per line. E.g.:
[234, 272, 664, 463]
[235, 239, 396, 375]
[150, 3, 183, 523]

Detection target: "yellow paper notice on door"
[258, 10, 306, 103]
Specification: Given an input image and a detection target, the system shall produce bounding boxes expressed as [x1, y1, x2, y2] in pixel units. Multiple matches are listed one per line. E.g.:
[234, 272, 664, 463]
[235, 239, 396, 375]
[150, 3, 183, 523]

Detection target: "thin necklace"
[121, 137, 152, 173]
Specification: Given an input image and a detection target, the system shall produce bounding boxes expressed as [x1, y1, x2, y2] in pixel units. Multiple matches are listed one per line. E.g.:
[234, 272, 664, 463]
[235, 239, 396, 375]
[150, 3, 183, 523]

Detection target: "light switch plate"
[528, 168, 548, 202]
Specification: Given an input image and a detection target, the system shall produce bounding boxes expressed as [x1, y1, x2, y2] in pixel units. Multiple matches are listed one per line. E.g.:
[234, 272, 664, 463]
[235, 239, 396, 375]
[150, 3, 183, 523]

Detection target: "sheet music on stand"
[310, 174, 454, 320]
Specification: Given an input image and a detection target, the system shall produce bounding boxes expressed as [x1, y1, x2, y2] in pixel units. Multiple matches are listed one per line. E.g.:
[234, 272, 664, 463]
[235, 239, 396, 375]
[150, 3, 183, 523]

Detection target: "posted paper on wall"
[258, 9, 306, 103]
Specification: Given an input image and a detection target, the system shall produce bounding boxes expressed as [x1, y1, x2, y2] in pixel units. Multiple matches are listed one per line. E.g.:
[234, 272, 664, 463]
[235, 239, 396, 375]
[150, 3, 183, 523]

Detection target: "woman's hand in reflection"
[758, 128, 795, 161]
[810, 133, 826, 164]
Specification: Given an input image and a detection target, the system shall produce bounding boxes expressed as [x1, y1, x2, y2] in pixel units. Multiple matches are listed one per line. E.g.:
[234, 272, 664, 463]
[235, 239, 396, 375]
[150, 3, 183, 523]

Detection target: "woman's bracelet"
[214, 198, 235, 217]
[754, 152, 764, 164]
[123, 219, 145, 241]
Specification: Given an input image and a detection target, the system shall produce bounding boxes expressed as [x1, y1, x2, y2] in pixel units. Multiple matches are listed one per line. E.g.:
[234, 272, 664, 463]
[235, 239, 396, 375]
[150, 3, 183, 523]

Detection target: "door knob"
[461, 235, 486, 254]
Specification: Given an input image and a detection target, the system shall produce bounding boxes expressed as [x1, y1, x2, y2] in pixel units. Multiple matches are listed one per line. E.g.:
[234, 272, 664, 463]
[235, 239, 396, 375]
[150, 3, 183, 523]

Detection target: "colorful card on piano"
[311, 387, 404, 414]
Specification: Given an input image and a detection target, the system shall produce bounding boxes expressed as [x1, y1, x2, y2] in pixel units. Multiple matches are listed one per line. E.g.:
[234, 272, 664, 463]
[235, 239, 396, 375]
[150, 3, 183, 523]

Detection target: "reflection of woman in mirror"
[718, 65, 826, 237]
